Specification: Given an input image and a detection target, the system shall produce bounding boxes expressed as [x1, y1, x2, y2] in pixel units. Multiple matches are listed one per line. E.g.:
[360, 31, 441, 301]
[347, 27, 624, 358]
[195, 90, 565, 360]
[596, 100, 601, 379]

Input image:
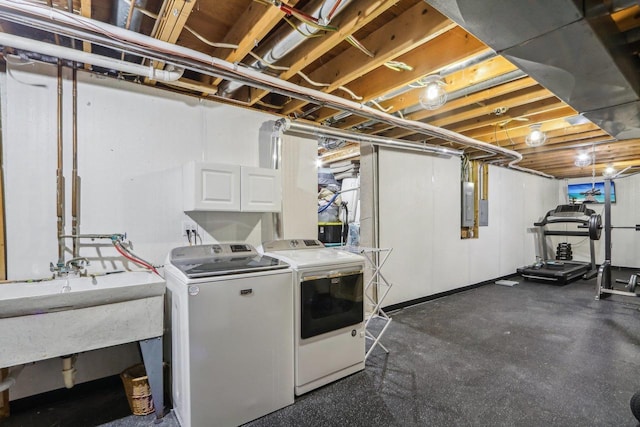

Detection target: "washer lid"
[169, 243, 288, 278]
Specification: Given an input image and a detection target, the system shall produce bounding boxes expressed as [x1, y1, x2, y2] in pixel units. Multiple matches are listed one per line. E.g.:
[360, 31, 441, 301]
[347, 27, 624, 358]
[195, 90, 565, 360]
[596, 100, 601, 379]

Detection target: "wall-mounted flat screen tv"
[567, 181, 616, 204]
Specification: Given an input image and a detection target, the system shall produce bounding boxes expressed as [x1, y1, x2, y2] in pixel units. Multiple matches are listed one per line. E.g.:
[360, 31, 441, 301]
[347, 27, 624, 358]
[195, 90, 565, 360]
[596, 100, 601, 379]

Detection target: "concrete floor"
[4, 269, 640, 426]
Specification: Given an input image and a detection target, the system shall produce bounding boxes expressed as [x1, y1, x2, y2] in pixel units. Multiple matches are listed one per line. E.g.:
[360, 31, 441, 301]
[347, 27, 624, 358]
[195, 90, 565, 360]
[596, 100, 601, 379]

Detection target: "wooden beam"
[518, 140, 640, 164]
[146, 0, 196, 84]
[244, 0, 401, 105]
[488, 123, 607, 150]
[386, 86, 553, 137]
[152, 0, 194, 44]
[164, 77, 218, 96]
[335, 56, 522, 130]
[359, 78, 540, 136]
[0, 368, 7, 419]
[208, 0, 301, 88]
[281, 3, 455, 115]
[309, 32, 490, 122]
[611, 5, 640, 32]
[320, 143, 361, 164]
[381, 98, 568, 140]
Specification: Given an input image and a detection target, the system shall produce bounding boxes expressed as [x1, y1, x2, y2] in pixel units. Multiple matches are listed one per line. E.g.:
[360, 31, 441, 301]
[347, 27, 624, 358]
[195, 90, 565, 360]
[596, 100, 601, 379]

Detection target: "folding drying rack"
[339, 246, 393, 360]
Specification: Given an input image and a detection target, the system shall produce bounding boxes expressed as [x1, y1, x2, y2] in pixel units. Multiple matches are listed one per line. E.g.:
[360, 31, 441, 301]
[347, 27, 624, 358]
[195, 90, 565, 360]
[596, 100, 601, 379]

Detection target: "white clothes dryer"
[259, 239, 365, 395]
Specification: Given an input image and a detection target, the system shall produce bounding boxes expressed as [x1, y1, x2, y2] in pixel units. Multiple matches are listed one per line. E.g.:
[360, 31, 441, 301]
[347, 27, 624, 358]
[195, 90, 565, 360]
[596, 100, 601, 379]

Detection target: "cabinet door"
[241, 167, 282, 212]
[183, 162, 241, 211]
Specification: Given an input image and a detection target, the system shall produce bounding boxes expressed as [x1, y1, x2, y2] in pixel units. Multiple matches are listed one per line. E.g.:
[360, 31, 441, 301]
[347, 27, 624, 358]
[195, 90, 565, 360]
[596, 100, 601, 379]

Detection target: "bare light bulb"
[525, 124, 546, 147]
[418, 75, 447, 110]
[426, 83, 440, 101]
[574, 152, 592, 167]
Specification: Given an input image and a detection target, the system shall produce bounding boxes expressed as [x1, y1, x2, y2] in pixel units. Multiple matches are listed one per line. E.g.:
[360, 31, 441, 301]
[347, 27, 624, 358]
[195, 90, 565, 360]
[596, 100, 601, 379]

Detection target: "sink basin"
[0, 271, 165, 318]
[0, 271, 166, 368]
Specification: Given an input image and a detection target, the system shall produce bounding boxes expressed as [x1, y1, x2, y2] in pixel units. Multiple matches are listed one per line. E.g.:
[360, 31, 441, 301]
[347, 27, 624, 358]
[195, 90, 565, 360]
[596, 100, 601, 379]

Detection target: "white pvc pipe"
[0, 365, 25, 393]
[0, 32, 183, 82]
[61, 355, 76, 389]
[0, 0, 552, 178]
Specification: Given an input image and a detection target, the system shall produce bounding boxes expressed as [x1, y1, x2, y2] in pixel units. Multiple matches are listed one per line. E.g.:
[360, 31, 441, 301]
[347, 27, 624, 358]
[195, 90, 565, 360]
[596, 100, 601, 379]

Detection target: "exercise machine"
[595, 178, 640, 299]
[517, 204, 601, 285]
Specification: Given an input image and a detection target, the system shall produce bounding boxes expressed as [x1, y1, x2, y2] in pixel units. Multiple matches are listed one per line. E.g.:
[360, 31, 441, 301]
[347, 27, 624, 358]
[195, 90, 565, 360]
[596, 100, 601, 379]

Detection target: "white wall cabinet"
[183, 162, 241, 211]
[184, 161, 281, 212]
[240, 166, 282, 212]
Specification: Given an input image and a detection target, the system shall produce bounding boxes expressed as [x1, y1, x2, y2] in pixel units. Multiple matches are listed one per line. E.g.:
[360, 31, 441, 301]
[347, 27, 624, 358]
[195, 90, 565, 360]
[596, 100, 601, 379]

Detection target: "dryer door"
[300, 270, 363, 339]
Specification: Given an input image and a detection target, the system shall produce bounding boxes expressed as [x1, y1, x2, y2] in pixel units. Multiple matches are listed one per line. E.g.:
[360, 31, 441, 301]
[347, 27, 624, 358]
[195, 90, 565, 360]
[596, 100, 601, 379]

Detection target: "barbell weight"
[579, 215, 638, 240]
[609, 225, 640, 230]
[588, 214, 602, 240]
[627, 275, 638, 293]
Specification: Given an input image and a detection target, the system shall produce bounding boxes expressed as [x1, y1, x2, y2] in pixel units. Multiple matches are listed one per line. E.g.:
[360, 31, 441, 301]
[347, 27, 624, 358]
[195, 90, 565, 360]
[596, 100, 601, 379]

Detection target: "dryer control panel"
[262, 239, 325, 252]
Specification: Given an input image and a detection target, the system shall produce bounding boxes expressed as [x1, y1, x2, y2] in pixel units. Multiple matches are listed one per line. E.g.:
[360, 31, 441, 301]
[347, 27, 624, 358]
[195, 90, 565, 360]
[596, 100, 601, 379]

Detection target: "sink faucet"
[65, 257, 89, 273]
[50, 257, 90, 277]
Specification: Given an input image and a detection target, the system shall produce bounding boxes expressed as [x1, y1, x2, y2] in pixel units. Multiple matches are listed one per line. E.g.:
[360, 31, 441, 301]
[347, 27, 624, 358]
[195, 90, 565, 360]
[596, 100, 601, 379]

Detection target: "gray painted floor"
[5, 270, 640, 426]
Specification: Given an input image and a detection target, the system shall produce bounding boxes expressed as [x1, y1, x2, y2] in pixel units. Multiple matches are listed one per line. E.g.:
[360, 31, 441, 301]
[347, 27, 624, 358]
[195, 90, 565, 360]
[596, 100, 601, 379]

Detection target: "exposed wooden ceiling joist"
[245, 0, 402, 105]
[146, 0, 195, 84]
[206, 0, 301, 89]
[280, 2, 455, 115]
[308, 32, 489, 122]
[5, 0, 640, 178]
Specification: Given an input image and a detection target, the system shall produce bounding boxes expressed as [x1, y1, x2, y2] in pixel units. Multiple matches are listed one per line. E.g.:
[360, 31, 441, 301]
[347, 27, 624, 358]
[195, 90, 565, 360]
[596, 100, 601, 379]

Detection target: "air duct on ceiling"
[220, 0, 352, 97]
[423, 0, 640, 139]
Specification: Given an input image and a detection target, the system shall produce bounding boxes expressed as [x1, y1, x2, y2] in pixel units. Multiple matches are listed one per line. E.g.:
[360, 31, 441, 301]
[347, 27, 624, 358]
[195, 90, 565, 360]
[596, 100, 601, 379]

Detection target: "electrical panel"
[461, 182, 475, 227]
[479, 199, 489, 226]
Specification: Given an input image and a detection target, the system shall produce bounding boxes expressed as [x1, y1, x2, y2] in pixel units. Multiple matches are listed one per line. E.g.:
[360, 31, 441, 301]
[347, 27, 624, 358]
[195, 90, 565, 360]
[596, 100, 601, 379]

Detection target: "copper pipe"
[71, 65, 79, 258]
[56, 59, 65, 265]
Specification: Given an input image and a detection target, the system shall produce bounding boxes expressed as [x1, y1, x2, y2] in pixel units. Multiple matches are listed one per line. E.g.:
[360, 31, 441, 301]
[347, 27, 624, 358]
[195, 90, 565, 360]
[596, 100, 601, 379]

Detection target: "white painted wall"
[564, 175, 640, 268]
[377, 148, 559, 306]
[1, 62, 316, 399]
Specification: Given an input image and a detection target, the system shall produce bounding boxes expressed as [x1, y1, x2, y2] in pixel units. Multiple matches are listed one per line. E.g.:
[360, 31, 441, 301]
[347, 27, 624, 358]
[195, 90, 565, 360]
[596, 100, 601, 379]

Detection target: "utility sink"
[0, 271, 165, 318]
[0, 271, 165, 368]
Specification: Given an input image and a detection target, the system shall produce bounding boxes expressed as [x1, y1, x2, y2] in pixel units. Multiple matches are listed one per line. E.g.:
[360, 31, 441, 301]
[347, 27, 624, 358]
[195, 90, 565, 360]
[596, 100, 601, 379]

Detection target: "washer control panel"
[171, 243, 256, 263]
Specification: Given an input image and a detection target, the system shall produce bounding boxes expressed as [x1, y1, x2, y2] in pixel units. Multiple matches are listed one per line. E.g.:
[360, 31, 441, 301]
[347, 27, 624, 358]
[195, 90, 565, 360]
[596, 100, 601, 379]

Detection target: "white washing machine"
[164, 243, 294, 427]
[260, 239, 365, 395]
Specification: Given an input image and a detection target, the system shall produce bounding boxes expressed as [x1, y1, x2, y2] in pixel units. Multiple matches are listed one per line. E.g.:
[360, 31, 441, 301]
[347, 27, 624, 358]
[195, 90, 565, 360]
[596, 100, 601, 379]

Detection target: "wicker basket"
[120, 364, 155, 416]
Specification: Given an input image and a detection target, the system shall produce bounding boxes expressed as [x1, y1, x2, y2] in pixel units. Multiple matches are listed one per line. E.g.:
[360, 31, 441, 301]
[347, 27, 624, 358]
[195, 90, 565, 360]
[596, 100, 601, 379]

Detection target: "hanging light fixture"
[602, 165, 616, 178]
[574, 151, 592, 168]
[418, 75, 447, 110]
[525, 124, 547, 147]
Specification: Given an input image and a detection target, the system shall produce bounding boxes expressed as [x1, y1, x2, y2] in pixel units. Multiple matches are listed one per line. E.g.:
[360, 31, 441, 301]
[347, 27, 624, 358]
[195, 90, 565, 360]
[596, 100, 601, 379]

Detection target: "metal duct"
[113, 0, 147, 30]
[322, 49, 499, 123]
[220, 0, 352, 97]
[353, 69, 527, 130]
[275, 118, 464, 158]
[424, 0, 640, 139]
